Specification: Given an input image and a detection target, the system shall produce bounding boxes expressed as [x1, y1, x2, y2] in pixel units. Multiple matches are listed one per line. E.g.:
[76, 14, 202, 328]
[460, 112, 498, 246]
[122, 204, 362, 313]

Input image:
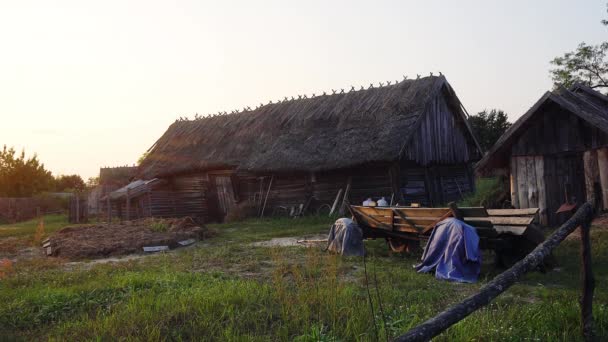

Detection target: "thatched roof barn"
[476, 84, 608, 225]
[140, 76, 481, 177]
[133, 75, 482, 222]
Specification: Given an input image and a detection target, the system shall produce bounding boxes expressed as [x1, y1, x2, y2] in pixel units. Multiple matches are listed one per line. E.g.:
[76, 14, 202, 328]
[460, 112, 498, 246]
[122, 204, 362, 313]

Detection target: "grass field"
[0, 214, 607, 341]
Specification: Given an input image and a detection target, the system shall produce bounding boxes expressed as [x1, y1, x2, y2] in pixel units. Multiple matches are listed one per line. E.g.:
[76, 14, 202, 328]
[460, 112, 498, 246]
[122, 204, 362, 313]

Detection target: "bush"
[225, 202, 258, 223]
[460, 177, 510, 208]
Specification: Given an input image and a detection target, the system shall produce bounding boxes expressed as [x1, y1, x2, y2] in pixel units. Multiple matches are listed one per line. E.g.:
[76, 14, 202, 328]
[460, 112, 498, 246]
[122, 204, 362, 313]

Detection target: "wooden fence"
[394, 201, 597, 341]
[68, 195, 88, 223]
[0, 196, 66, 223]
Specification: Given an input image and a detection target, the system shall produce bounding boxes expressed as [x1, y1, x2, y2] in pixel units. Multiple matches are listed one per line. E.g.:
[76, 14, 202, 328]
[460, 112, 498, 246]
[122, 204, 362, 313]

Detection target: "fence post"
[75, 194, 80, 224]
[106, 197, 111, 223]
[580, 220, 595, 341]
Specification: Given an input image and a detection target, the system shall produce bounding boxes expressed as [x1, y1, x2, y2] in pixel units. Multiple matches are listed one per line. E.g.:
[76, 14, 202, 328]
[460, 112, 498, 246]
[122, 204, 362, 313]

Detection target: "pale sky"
[0, 0, 606, 179]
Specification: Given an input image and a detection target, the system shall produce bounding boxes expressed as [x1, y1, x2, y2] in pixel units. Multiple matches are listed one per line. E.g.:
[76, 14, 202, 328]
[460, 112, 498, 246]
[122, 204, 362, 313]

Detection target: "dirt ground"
[566, 212, 608, 240]
[46, 217, 215, 260]
[251, 234, 328, 247]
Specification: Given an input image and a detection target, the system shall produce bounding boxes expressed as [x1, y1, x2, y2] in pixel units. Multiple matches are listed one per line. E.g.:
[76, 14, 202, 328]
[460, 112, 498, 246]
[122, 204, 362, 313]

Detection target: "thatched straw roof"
[476, 84, 608, 173]
[139, 75, 480, 178]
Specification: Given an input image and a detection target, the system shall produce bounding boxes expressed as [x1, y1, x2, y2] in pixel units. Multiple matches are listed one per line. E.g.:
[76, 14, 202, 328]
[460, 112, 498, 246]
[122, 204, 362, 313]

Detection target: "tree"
[468, 109, 512, 152]
[0, 146, 54, 197]
[86, 176, 99, 189]
[550, 4, 608, 91]
[54, 174, 86, 192]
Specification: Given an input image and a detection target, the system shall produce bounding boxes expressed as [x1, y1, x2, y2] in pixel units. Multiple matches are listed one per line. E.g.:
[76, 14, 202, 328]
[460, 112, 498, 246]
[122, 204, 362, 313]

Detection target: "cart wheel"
[387, 238, 408, 253]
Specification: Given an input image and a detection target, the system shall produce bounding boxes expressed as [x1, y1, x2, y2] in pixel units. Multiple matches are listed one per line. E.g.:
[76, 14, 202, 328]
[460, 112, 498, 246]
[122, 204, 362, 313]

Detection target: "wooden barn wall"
[510, 154, 585, 226]
[171, 175, 209, 220]
[511, 103, 608, 156]
[263, 173, 310, 213]
[543, 154, 585, 226]
[399, 167, 429, 205]
[312, 171, 348, 205]
[348, 166, 393, 205]
[404, 94, 478, 165]
[399, 163, 474, 207]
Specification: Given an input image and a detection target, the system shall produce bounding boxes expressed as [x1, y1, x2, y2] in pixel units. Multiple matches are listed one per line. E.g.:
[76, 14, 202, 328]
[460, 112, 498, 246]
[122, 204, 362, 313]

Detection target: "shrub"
[149, 221, 168, 233]
[460, 177, 510, 208]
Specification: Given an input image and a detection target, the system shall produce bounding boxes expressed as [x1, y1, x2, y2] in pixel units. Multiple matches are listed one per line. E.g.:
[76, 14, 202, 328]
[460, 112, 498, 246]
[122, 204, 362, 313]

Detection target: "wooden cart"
[348, 204, 544, 266]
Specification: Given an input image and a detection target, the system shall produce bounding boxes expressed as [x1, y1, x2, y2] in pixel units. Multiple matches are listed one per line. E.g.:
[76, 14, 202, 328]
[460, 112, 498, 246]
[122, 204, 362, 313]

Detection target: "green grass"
[460, 177, 508, 208]
[0, 215, 607, 340]
[0, 214, 67, 239]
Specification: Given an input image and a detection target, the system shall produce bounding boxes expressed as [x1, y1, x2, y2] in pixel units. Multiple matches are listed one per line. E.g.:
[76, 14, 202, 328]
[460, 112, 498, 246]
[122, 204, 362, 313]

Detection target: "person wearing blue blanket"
[415, 218, 481, 283]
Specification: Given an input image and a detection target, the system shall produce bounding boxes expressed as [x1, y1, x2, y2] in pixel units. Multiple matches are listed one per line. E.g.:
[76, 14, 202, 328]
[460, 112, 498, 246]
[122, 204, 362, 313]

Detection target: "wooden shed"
[476, 84, 608, 226]
[138, 75, 483, 222]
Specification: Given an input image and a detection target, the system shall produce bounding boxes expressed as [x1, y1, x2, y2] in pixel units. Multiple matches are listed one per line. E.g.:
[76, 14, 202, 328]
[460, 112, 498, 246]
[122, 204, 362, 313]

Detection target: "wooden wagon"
[348, 204, 545, 266]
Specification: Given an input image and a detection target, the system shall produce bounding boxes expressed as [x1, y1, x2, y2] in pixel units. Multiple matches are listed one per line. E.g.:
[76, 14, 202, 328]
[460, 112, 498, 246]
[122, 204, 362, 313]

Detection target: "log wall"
[404, 92, 480, 165]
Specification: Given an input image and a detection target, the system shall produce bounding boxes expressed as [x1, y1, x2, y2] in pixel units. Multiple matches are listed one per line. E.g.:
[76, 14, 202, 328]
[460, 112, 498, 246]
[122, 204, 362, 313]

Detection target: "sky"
[0, 0, 606, 179]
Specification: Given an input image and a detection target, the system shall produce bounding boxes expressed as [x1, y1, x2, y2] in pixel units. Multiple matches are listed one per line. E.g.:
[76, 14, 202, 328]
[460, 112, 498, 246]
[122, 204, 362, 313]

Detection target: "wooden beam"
[526, 156, 538, 208]
[338, 176, 352, 216]
[259, 175, 274, 218]
[329, 188, 343, 217]
[534, 156, 547, 226]
[515, 157, 528, 208]
[126, 188, 130, 221]
[595, 148, 608, 210]
[580, 221, 596, 341]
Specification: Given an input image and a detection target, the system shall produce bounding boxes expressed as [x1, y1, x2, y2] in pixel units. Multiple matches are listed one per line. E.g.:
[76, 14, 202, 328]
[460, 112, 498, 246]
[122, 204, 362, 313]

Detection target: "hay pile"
[46, 217, 214, 260]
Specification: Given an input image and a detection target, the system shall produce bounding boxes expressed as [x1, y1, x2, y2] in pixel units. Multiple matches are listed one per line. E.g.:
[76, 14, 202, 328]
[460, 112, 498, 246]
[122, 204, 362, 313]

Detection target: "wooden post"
[106, 197, 111, 223]
[534, 156, 547, 226]
[526, 156, 538, 208]
[595, 147, 608, 209]
[580, 221, 595, 341]
[389, 163, 405, 204]
[126, 188, 130, 221]
[338, 176, 352, 216]
[75, 194, 80, 224]
[516, 157, 529, 208]
[329, 188, 343, 217]
[584, 150, 600, 209]
[260, 175, 273, 218]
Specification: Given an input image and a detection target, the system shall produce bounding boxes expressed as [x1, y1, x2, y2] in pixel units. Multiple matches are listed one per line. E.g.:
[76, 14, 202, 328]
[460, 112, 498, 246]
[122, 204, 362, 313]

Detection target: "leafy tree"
[86, 177, 99, 188]
[550, 4, 608, 90]
[0, 146, 54, 197]
[54, 174, 86, 192]
[468, 109, 512, 152]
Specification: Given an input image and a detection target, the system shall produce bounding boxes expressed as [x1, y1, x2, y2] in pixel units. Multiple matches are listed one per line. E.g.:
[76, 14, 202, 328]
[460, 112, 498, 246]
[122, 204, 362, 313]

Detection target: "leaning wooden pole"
[260, 175, 274, 218]
[394, 202, 594, 342]
[580, 220, 595, 341]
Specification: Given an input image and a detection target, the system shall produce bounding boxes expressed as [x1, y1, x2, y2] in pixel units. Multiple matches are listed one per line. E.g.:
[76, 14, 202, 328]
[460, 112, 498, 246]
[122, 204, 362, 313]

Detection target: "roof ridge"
[173, 74, 445, 122]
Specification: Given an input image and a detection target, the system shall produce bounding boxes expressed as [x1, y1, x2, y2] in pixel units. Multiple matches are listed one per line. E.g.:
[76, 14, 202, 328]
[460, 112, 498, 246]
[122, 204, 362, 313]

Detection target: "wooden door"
[214, 176, 236, 217]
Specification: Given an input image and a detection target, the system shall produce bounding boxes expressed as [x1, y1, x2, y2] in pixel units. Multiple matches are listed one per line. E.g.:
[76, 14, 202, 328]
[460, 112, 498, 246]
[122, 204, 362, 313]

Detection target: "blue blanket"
[415, 218, 481, 283]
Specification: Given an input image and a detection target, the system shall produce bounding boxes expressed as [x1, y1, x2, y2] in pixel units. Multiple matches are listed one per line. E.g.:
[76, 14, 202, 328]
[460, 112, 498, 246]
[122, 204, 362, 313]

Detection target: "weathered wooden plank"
[468, 216, 534, 226]
[510, 158, 519, 208]
[486, 208, 539, 216]
[534, 156, 547, 226]
[583, 149, 600, 204]
[597, 147, 608, 210]
[352, 206, 451, 218]
[526, 156, 538, 208]
[516, 156, 529, 208]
